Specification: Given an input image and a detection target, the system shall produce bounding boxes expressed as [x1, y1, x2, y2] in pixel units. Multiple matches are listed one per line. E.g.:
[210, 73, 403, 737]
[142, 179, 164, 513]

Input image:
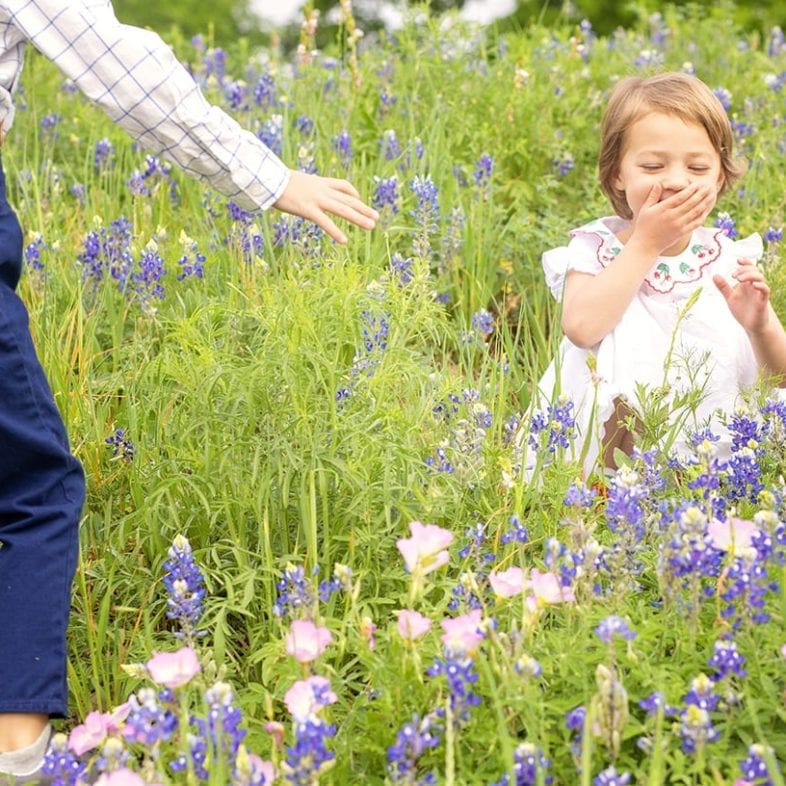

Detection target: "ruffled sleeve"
[712, 232, 764, 284]
[542, 218, 622, 301]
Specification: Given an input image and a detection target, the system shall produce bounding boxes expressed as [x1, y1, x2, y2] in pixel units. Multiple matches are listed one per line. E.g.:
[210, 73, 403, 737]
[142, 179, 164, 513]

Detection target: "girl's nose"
[661, 172, 691, 192]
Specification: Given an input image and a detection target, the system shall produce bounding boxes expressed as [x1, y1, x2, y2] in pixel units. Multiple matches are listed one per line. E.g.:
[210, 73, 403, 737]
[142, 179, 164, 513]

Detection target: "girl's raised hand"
[632, 182, 716, 255]
[713, 258, 771, 334]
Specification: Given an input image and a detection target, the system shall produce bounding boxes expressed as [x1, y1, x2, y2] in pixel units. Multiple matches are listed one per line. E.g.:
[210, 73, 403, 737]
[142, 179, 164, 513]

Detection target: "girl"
[537, 72, 786, 477]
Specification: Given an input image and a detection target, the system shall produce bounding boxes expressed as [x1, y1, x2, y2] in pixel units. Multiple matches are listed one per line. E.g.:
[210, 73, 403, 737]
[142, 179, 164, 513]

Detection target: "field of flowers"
[9, 1, 786, 784]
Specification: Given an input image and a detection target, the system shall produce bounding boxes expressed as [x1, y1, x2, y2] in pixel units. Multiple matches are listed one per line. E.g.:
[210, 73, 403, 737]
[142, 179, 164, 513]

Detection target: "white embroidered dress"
[538, 216, 763, 475]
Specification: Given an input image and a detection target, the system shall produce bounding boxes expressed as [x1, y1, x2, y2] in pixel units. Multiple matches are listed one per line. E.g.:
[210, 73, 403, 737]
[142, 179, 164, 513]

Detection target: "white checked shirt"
[0, 0, 290, 210]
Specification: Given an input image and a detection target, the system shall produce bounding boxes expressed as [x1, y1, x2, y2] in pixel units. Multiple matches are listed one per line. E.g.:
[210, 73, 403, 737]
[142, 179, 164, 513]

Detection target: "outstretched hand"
[273, 170, 379, 244]
[713, 258, 771, 334]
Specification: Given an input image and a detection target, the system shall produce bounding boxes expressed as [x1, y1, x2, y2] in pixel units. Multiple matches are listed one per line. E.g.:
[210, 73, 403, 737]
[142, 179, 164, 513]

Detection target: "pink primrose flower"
[284, 675, 338, 721]
[396, 521, 454, 575]
[524, 568, 575, 612]
[285, 619, 333, 662]
[68, 711, 111, 756]
[707, 516, 759, 555]
[440, 609, 485, 655]
[93, 769, 147, 786]
[146, 646, 201, 688]
[489, 566, 526, 598]
[396, 609, 432, 641]
[781, 644, 786, 659]
[247, 756, 276, 785]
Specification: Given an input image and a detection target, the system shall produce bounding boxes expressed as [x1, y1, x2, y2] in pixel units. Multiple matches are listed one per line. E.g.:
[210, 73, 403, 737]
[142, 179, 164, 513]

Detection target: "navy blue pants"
[0, 160, 85, 717]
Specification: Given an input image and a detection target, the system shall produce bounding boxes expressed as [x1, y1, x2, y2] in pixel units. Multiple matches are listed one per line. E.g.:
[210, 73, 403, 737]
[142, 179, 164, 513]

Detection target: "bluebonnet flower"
[126, 170, 149, 197]
[295, 114, 314, 137]
[715, 211, 738, 237]
[77, 216, 134, 291]
[132, 239, 167, 310]
[718, 542, 777, 628]
[409, 175, 440, 234]
[471, 308, 494, 336]
[40, 733, 88, 785]
[440, 206, 466, 268]
[452, 164, 469, 188]
[122, 687, 179, 745]
[285, 718, 336, 785]
[563, 482, 597, 509]
[679, 704, 719, 754]
[253, 72, 278, 109]
[24, 233, 46, 272]
[473, 153, 494, 193]
[273, 216, 324, 260]
[594, 767, 631, 786]
[70, 182, 86, 204]
[501, 514, 529, 545]
[372, 174, 401, 216]
[272, 564, 317, 619]
[490, 742, 553, 786]
[203, 47, 227, 81]
[174, 682, 247, 776]
[425, 444, 455, 475]
[162, 534, 206, 642]
[739, 744, 778, 785]
[177, 234, 206, 281]
[380, 129, 402, 161]
[105, 427, 135, 460]
[553, 151, 574, 177]
[527, 397, 576, 454]
[427, 654, 481, 727]
[768, 25, 786, 56]
[594, 616, 636, 644]
[332, 129, 352, 166]
[94, 137, 115, 171]
[565, 705, 586, 765]
[390, 252, 414, 286]
[387, 713, 440, 784]
[39, 112, 60, 132]
[223, 79, 248, 111]
[257, 114, 284, 157]
[684, 673, 719, 712]
[638, 691, 677, 718]
[713, 87, 733, 111]
[634, 49, 664, 68]
[708, 638, 746, 679]
[764, 226, 783, 244]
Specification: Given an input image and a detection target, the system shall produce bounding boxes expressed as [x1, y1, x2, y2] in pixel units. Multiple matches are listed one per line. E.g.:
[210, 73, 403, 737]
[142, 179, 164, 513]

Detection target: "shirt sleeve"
[713, 232, 764, 284]
[3, 0, 290, 210]
[542, 229, 607, 301]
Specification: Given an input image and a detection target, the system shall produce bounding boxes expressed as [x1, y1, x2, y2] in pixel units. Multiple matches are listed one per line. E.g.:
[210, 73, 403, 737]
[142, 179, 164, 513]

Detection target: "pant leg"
[0, 161, 85, 717]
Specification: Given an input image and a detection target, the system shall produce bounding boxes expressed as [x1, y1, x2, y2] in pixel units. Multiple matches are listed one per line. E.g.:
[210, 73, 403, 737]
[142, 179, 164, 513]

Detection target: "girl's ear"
[613, 170, 624, 191]
[715, 170, 725, 192]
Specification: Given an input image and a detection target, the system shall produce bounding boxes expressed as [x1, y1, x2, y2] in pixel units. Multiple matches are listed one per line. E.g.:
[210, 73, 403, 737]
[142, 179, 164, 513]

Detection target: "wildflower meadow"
[11, 1, 786, 783]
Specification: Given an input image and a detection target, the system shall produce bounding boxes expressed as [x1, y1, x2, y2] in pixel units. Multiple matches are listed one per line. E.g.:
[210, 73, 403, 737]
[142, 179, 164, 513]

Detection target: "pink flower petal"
[146, 646, 201, 689]
[489, 566, 526, 598]
[285, 620, 333, 663]
[440, 609, 485, 654]
[396, 521, 454, 575]
[707, 517, 759, 554]
[396, 609, 432, 641]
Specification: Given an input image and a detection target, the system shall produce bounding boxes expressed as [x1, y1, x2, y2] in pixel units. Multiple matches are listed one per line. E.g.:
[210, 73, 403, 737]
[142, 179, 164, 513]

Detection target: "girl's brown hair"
[598, 72, 745, 219]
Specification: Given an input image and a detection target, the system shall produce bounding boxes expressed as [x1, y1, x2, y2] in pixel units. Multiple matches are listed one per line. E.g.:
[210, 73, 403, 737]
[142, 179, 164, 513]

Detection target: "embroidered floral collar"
[573, 219, 724, 295]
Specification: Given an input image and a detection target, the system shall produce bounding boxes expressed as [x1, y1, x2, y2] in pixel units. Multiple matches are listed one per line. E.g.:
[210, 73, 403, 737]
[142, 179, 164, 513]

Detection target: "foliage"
[8, 1, 786, 783]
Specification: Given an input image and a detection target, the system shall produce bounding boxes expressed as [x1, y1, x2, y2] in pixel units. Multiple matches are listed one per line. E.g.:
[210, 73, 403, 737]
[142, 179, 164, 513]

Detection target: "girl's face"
[613, 111, 724, 222]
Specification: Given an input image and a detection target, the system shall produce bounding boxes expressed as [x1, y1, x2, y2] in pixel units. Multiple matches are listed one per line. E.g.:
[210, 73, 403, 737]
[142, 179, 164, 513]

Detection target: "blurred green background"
[113, 0, 786, 50]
